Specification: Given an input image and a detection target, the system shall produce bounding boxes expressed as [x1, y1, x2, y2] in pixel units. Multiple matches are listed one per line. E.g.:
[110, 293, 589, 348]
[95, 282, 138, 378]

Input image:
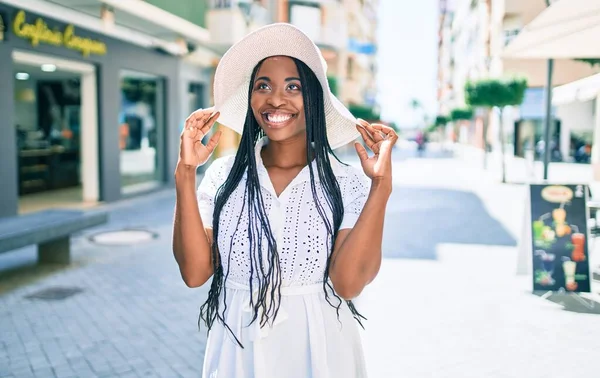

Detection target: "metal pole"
[543, 59, 554, 181]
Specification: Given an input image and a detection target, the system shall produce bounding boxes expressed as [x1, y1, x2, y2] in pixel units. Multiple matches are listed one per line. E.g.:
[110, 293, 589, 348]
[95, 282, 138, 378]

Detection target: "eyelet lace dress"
[197, 137, 370, 378]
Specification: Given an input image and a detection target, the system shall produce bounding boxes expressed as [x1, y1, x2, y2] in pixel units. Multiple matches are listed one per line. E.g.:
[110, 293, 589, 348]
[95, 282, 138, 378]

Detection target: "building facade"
[439, 0, 600, 162]
[208, 0, 380, 157]
[0, 0, 217, 218]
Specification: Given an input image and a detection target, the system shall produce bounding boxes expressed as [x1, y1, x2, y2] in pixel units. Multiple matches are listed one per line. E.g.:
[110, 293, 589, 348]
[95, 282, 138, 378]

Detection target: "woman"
[172, 23, 397, 378]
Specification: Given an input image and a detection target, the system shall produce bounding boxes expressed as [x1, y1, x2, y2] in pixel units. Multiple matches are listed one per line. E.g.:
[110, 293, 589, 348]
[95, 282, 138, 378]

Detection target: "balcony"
[207, 0, 270, 49]
[288, 1, 347, 51]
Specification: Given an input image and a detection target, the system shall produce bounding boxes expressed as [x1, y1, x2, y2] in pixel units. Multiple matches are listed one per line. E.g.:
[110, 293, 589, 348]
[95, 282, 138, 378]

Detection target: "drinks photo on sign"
[530, 185, 591, 293]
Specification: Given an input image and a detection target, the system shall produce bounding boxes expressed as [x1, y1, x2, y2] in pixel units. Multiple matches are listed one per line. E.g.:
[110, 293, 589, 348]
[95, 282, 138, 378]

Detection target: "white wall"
[555, 99, 595, 159]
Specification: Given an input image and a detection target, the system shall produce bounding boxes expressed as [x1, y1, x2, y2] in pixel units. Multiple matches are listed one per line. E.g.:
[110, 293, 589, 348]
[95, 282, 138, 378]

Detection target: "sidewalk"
[1, 151, 599, 378]
[454, 143, 595, 185]
[0, 189, 211, 378]
[358, 149, 600, 377]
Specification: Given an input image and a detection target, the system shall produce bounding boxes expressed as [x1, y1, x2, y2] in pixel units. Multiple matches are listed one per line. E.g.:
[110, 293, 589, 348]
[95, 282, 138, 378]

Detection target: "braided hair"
[199, 56, 365, 347]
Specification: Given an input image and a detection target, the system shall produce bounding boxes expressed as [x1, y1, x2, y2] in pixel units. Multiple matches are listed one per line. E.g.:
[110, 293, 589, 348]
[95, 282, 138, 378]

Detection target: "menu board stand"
[516, 189, 532, 276]
[520, 184, 593, 299]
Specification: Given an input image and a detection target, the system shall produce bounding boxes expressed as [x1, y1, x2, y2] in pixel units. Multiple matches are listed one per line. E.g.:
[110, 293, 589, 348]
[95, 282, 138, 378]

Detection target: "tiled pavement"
[0, 191, 211, 378]
[1, 150, 600, 378]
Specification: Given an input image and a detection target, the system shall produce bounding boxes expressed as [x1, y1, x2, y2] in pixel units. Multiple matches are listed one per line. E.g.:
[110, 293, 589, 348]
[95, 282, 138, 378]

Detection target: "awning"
[553, 72, 600, 105]
[503, 0, 600, 59]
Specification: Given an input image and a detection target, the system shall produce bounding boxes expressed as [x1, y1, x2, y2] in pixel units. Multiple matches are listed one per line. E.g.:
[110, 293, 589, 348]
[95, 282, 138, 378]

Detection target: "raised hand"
[354, 119, 398, 182]
[179, 107, 222, 168]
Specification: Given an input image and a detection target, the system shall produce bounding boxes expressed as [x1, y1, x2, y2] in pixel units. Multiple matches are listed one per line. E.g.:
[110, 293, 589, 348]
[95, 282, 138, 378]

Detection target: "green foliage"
[435, 115, 450, 126]
[575, 58, 600, 67]
[450, 108, 474, 121]
[465, 77, 528, 108]
[349, 104, 380, 121]
[327, 76, 339, 97]
[426, 124, 440, 133]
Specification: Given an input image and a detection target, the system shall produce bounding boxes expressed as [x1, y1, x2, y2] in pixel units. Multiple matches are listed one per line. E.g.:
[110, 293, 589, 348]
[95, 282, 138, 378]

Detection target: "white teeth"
[266, 114, 292, 123]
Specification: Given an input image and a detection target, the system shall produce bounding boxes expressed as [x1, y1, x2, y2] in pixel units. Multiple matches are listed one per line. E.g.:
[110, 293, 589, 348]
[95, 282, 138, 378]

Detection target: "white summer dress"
[197, 137, 370, 378]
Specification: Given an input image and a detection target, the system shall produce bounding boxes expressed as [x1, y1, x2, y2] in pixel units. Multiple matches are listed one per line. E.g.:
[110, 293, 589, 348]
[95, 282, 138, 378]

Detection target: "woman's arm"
[329, 179, 390, 300]
[172, 108, 221, 288]
[329, 121, 397, 300]
[172, 165, 214, 288]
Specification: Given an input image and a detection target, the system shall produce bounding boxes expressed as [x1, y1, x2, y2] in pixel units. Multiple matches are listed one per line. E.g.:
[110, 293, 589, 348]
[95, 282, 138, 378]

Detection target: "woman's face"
[250, 56, 306, 142]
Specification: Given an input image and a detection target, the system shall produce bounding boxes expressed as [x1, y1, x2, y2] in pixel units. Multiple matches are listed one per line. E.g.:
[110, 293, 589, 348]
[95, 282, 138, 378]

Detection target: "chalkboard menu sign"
[530, 184, 591, 292]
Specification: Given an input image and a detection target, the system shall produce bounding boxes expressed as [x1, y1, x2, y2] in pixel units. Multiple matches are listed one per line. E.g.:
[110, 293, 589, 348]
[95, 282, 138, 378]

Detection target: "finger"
[356, 125, 375, 149]
[185, 107, 208, 124]
[192, 127, 205, 141]
[194, 112, 212, 128]
[191, 108, 215, 127]
[370, 141, 382, 155]
[205, 130, 222, 153]
[371, 124, 397, 138]
[364, 123, 384, 143]
[200, 111, 220, 135]
[357, 119, 375, 139]
[354, 142, 369, 162]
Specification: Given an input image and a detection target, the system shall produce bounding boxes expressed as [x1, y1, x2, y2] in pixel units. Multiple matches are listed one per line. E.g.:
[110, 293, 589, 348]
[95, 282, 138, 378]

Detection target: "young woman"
[172, 23, 397, 378]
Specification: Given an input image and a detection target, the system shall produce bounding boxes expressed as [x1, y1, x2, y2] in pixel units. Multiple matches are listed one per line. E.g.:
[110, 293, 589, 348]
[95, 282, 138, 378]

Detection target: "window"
[118, 71, 164, 191]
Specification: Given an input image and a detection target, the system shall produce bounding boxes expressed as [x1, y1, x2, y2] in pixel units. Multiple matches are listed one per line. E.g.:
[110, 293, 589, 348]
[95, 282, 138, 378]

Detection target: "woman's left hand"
[354, 119, 398, 182]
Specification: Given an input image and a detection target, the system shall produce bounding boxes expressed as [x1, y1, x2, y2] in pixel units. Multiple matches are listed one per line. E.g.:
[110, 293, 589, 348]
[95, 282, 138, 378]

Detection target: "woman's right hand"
[179, 107, 222, 168]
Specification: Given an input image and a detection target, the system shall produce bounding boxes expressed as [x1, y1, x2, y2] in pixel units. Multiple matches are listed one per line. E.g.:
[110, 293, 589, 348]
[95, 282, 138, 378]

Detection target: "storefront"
[0, 5, 189, 217]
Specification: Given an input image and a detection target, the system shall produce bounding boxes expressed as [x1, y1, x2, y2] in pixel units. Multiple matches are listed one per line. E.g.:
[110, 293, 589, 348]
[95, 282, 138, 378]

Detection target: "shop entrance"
[13, 51, 99, 213]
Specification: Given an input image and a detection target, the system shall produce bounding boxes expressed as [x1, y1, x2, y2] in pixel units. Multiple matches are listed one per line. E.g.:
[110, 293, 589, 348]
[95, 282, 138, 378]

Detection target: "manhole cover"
[89, 229, 157, 246]
[25, 286, 83, 301]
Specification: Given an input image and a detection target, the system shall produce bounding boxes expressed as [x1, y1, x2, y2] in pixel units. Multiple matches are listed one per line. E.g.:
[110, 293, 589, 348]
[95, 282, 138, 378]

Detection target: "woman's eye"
[288, 84, 301, 91]
[256, 83, 270, 90]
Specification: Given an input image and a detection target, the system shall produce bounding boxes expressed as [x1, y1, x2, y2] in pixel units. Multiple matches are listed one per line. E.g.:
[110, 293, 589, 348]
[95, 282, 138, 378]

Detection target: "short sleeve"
[196, 157, 229, 229]
[340, 169, 371, 230]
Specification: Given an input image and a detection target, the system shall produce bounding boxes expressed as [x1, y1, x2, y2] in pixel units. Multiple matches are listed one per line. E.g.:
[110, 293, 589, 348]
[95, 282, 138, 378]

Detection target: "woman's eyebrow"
[255, 76, 271, 82]
[286, 77, 301, 81]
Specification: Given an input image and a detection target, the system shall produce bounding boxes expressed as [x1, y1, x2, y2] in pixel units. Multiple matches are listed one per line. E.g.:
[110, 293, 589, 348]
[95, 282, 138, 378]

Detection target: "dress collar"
[254, 136, 347, 179]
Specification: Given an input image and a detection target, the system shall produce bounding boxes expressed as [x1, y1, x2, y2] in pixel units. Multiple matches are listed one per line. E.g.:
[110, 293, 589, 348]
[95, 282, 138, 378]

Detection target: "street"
[1, 147, 599, 378]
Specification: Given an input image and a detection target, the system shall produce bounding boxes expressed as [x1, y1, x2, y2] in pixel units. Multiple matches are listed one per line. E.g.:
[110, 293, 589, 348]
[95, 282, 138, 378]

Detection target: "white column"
[593, 96, 600, 181]
[81, 70, 100, 203]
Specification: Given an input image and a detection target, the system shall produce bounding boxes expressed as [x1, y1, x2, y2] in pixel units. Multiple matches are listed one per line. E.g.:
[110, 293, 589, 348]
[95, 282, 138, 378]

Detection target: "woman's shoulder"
[333, 160, 371, 193]
[334, 160, 367, 181]
[203, 154, 236, 181]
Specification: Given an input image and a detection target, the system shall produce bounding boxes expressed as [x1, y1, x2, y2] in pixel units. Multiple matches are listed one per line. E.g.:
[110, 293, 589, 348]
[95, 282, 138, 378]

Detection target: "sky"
[376, 0, 438, 128]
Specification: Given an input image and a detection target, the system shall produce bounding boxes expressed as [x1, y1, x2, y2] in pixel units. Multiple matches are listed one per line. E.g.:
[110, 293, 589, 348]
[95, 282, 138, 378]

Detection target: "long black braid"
[199, 57, 365, 347]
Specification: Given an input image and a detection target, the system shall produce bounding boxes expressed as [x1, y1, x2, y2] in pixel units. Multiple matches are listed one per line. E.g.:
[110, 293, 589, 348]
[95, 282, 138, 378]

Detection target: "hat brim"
[213, 23, 360, 150]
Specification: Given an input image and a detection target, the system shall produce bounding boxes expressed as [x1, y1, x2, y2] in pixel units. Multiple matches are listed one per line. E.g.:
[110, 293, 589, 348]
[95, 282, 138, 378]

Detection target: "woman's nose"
[266, 90, 287, 107]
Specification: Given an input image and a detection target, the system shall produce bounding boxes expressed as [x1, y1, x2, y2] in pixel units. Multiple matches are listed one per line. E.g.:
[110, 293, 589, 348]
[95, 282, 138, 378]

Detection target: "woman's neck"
[261, 134, 313, 169]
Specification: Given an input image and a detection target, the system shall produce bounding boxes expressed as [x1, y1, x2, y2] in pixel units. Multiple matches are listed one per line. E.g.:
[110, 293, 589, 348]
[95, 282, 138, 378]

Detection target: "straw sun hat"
[213, 23, 360, 150]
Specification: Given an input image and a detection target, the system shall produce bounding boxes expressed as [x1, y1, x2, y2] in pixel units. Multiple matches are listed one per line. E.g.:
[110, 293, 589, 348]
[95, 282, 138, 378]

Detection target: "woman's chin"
[262, 125, 306, 142]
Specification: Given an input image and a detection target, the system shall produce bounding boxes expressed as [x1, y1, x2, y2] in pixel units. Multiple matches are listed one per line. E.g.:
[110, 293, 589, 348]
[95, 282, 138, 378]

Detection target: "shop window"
[119, 71, 164, 190]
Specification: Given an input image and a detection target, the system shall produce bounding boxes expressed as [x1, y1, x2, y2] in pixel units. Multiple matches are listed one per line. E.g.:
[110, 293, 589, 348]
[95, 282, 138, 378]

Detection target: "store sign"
[348, 38, 376, 55]
[530, 184, 591, 293]
[12, 10, 107, 56]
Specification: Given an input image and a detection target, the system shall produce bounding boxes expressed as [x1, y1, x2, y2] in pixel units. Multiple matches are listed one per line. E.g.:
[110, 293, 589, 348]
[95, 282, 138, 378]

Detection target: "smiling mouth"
[262, 112, 297, 128]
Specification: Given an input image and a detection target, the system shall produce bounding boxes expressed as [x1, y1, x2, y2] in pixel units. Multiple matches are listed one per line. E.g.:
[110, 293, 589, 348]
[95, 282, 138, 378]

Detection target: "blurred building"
[0, 0, 220, 217]
[0, 0, 380, 218]
[438, 0, 600, 162]
[211, 0, 380, 157]
[490, 0, 600, 163]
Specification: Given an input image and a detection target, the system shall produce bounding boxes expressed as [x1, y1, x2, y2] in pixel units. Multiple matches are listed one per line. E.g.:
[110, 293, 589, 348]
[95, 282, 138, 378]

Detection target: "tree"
[435, 115, 450, 126]
[575, 58, 600, 67]
[327, 76, 339, 97]
[348, 104, 380, 122]
[450, 108, 473, 121]
[465, 77, 528, 183]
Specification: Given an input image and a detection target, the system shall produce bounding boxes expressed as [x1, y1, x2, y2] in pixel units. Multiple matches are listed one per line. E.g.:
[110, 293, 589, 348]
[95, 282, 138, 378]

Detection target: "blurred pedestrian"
[172, 23, 397, 378]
